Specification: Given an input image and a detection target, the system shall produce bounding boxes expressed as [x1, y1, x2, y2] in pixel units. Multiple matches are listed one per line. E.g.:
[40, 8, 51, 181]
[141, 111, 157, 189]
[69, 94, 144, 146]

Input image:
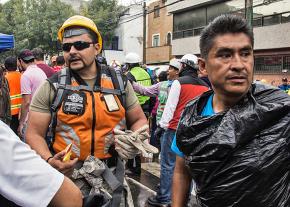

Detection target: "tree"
[0, 0, 75, 54]
[81, 0, 124, 49]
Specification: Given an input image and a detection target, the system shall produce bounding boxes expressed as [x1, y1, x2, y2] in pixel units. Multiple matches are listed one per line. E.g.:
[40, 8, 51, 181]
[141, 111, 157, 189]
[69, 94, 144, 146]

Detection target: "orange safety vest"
[5, 71, 22, 116]
[52, 72, 126, 161]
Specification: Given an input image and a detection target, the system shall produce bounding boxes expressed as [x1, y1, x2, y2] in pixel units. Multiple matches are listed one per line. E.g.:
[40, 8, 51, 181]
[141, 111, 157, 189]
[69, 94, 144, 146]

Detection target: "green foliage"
[0, 0, 75, 55]
[81, 0, 123, 47]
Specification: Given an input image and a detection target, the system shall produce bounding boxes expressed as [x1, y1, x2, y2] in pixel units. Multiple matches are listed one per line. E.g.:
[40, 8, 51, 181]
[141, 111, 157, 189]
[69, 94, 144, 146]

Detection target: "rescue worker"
[26, 15, 156, 206]
[124, 52, 153, 175]
[4, 56, 22, 134]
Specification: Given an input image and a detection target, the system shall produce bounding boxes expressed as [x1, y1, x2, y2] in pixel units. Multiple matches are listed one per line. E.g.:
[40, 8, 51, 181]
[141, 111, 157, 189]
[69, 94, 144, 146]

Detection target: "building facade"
[166, 0, 290, 84]
[146, 0, 173, 64]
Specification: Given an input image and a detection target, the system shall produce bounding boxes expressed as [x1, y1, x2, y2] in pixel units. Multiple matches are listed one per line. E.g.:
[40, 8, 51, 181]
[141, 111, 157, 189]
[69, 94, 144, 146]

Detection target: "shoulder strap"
[46, 68, 70, 149]
[102, 65, 127, 108]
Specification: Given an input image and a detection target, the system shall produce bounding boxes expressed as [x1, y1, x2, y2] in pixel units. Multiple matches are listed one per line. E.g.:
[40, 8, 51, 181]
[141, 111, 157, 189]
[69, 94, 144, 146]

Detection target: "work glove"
[114, 125, 159, 160]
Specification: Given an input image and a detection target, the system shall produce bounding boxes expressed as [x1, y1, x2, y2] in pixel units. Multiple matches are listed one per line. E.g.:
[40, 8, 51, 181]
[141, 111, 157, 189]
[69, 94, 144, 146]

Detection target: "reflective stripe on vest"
[5, 71, 22, 115]
[130, 67, 152, 105]
[53, 75, 126, 161]
[156, 81, 169, 123]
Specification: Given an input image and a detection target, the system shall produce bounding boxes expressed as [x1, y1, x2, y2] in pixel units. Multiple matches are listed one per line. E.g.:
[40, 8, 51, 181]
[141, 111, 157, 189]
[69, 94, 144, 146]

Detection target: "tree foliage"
[81, 0, 124, 48]
[0, 0, 75, 54]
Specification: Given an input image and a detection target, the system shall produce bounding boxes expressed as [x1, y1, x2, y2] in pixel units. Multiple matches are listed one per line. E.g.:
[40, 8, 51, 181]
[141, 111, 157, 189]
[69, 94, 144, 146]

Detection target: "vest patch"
[62, 91, 86, 115]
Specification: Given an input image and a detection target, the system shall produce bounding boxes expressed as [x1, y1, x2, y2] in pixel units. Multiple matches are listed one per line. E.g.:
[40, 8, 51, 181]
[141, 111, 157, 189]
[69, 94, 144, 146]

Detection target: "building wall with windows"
[146, 0, 173, 64]
[167, 0, 290, 83]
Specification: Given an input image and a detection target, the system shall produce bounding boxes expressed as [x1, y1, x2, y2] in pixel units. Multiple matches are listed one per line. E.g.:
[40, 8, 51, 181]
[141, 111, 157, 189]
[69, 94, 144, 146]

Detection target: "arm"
[0, 121, 82, 207]
[49, 177, 82, 207]
[126, 104, 148, 131]
[132, 81, 161, 97]
[18, 94, 31, 135]
[172, 156, 192, 207]
[159, 80, 181, 129]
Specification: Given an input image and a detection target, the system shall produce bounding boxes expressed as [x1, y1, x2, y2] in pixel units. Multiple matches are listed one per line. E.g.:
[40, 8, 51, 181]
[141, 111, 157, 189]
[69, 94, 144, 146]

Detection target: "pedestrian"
[147, 54, 209, 207]
[130, 58, 182, 147]
[124, 52, 153, 175]
[25, 15, 157, 206]
[172, 14, 290, 207]
[17, 49, 47, 140]
[32, 47, 55, 78]
[0, 64, 11, 125]
[278, 77, 290, 93]
[4, 56, 22, 134]
[0, 120, 82, 207]
[53, 55, 65, 72]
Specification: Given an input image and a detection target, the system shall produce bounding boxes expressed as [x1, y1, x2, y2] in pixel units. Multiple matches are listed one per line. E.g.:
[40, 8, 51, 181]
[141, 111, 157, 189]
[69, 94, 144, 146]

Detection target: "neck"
[212, 92, 245, 113]
[35, 60, 44, 64]
[77, 62, 97, 79]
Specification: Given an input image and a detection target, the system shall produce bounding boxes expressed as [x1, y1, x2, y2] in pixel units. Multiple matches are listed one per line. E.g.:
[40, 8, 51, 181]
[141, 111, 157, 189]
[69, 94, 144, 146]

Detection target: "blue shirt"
[171, 94, 215, 157]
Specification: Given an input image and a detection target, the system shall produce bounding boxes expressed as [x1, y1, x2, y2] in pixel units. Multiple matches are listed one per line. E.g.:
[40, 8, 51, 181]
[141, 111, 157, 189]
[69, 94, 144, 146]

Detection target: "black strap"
[111, 158, 125, 207]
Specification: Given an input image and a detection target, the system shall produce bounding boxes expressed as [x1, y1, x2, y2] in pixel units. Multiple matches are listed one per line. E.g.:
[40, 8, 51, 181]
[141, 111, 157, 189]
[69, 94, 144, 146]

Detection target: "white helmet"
[180, 54, 198, 69]
[169, 58, 182, 71]
[125, 52, 141, 64]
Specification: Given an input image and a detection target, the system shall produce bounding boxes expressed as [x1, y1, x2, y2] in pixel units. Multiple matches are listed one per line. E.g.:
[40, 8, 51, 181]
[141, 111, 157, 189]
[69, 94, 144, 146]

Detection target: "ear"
[93, 43, 101, 55]
[198, 58, 208, 76]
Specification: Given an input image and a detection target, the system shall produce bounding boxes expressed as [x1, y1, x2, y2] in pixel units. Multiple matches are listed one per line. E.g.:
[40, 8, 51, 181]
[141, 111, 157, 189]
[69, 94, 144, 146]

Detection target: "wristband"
[46, 156, 53, 163]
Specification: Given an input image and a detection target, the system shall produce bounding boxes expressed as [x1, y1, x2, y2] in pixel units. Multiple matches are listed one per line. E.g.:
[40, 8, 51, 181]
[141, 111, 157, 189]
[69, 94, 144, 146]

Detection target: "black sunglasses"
[62, 41, 95, 52]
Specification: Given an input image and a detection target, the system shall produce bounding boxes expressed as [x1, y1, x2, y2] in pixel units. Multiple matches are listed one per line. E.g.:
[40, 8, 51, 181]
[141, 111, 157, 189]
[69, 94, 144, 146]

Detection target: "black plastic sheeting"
[177, 83, 290, 207]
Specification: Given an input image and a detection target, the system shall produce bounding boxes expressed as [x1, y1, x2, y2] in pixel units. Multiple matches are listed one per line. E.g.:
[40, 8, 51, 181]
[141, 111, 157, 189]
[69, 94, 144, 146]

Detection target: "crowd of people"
[0, 14, 289, 207]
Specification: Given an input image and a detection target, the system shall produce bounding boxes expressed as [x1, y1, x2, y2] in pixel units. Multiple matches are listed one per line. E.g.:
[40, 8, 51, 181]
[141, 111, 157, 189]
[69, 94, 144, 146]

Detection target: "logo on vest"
[63, 91, 86, 115]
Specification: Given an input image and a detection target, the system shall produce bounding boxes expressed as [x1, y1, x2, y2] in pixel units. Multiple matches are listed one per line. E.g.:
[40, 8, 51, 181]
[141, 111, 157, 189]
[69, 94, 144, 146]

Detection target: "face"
[199, 33, 254, 98]
[167, 66, 179, 80]
[62, 33, 100, 72]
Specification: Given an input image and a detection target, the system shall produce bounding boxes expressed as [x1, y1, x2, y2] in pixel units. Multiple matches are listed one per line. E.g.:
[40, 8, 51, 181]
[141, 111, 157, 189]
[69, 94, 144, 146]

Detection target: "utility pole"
[143, 1, 147, 64]
[245, 0, 253, 31]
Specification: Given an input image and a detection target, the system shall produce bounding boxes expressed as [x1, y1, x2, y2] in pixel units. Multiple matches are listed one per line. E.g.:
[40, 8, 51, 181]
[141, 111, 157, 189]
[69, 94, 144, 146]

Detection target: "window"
[254, 55, 290, 74]
[111, 36, 119, 50]
[152, 34, 160, 47]
[166, 32, 172, 45]
[154, 6, 160, 18]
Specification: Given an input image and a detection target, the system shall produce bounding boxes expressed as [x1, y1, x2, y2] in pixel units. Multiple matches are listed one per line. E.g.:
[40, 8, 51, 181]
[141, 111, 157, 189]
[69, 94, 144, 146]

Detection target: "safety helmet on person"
[57, 15, 103, 51]
[169, 58, 182, 71]
[180, 54, 198, 70]
[125, 52, 141, 64]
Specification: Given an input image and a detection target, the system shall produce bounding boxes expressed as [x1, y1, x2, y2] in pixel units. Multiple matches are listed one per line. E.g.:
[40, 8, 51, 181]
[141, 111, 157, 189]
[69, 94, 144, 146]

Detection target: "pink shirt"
[21, 64, 47, 98]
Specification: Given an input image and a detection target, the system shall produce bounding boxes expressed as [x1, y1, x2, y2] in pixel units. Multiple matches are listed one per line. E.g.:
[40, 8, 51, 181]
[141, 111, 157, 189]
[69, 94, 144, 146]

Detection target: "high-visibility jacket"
[5, 71, 22, 115]
[48, 68, 126, 161]
[129, 67, 152, 105]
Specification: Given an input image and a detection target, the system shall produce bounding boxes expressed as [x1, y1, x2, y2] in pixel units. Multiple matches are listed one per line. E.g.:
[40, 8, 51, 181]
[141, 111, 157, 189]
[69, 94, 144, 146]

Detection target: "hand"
[114, 129, 140, 160]
[154, 126, 165, 140]
[17, 122, 26, 139]
[48, 150, 78, 177]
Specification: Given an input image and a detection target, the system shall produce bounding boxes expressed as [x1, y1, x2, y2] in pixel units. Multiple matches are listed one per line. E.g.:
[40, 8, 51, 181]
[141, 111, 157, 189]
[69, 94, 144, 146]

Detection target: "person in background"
[53, 55, 65, 72]
[4, 56, 22, 134]
[278, 77, 290, 93]
[147, 54, 209, 207]
[18, 49, 47, 140]
[50, 55, 57, 67]
[32, 47, 55, 78]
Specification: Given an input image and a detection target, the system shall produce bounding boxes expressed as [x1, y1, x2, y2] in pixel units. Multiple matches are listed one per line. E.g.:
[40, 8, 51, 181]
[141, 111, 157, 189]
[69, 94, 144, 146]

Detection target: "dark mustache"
[68, 55, 81, 63]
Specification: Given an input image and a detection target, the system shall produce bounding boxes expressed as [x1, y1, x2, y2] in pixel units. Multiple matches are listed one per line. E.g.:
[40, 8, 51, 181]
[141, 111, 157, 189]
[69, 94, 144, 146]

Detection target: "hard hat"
[125, 52, 141, 64]
[180, 54, 198, 69]
[169, 58, 182, 71]
[58, 15, 103, 50]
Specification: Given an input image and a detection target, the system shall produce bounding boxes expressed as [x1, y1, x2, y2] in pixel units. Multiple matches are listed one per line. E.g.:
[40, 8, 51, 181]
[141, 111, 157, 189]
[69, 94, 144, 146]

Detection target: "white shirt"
[159, 80, 181, 129]
[0, 121, 64, 207]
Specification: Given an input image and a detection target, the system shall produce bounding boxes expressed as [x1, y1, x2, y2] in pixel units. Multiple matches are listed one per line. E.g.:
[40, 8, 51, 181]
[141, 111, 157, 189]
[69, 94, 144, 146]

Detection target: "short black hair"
[32, 47, 45, 61]
[56, 56, 65, 66]
[200, 14, 254, 59]
[4, 56, 17, 71]
[158, 71, 168, 82]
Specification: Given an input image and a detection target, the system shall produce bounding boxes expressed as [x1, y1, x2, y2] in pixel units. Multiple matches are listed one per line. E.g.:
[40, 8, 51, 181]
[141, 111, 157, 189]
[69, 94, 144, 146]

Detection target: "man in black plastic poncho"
[171, 14, 290, 207]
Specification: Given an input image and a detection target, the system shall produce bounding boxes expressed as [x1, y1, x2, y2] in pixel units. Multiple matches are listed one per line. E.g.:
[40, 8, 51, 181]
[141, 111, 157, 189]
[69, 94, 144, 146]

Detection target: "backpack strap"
[102, 65, 127, 108]
[46, 68, 70, 149]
